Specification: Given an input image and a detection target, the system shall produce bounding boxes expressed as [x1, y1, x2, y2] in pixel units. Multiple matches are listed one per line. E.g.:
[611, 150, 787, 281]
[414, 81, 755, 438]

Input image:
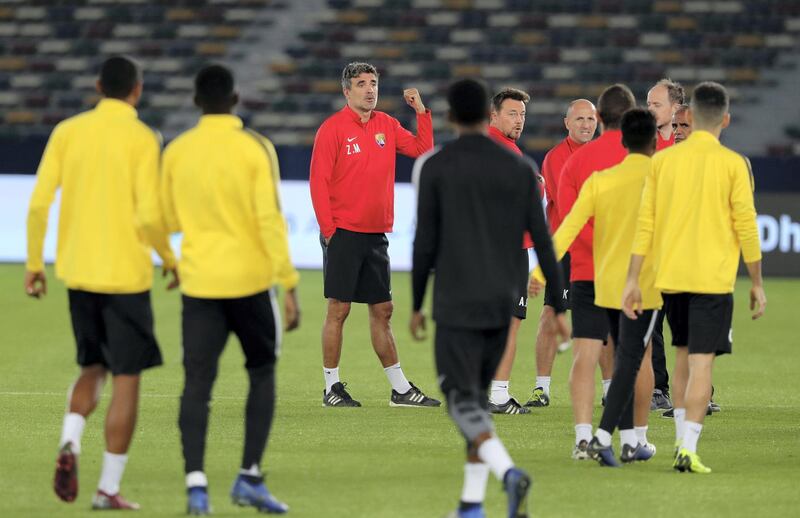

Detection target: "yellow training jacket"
[534, 154, 661, 310]
[632, 130, 761, 294]
[161, 114, 299, 299]
[26, 98, 176, 293]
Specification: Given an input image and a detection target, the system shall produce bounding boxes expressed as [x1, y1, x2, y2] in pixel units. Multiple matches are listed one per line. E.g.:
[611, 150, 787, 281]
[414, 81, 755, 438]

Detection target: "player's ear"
[193, 94, 201, 109]
[721, 112, 731, 129]
[231, 91, 239, 108]
[95, 80, 103, 96]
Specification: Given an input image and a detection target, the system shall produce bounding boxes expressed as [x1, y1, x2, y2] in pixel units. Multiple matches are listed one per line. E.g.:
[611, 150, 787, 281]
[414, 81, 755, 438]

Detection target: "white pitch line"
[0, 391, 245, 400]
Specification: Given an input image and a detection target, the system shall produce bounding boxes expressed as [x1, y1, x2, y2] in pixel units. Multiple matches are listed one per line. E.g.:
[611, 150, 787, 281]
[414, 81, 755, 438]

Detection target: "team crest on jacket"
[374, 133, 386, 147]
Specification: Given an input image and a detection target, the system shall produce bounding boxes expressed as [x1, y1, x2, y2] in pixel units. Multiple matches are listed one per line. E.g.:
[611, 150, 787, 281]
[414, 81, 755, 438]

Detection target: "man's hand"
[750, 284, 766, 320]
[163, 266, 180, 290]
[409, 310, 427, 341]
[528, 277, 545, 298]
[403, 88, 426, 114]
[621, 280, 643, 320]
[554, 312, 571, 345]
[24, 270, 47, 299]
[284, 288, 301, 331]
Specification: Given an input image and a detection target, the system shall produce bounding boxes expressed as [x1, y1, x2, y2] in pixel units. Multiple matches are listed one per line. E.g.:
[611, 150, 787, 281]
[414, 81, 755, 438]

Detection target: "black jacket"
[412, 134, 565, 329]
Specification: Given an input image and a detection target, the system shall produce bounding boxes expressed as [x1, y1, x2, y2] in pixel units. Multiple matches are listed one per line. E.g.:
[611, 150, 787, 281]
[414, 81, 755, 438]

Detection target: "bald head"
[564, 99, 597, 144]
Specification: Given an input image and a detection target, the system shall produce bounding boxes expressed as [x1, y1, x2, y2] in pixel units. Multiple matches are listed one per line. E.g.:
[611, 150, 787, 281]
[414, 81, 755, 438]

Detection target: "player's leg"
[589, 310, 658, 466]
[675, 293, 733, 474]
[227, 290, 288, 514]
[527, 253, 571, 407]
[490, 249, 529, 414]
[650, 312, 672, 410]
[320, 229, 362, 404]
[92, 291, 163, 510]
[568, 281, 608, 458]
[55, 290, 111, 503]
[599, 336, 614, 403]
[361, 233, 438, 407]
[436, 325, 494, 517]
[489, 318, 529, 414]
[179, 295, 229, 513]
[633, 344, 655, 449]
[528, 306, 557, 407]
[569, 337, 603, 457]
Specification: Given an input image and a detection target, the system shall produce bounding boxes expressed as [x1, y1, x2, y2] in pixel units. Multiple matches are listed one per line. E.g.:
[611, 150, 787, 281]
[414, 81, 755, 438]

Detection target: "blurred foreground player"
[310, 62, 439, 407]
[161, 65, 300, 514]
[624, 82, 766, 474]
[26, 56, 177, 510]
[410, 79, 568, 518]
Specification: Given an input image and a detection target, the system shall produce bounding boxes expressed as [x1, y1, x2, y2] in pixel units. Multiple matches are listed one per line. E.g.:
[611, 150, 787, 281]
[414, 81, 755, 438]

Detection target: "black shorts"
[512, 249, 529, 320]
[321, 228, 392, 304]
[434, 324, 509, 401]
[68, 289, 162, 375]
[618, 309, 661, 352]
[182, 290, 279, 373]
[662, 293, 733, 355]
[543, 252, 571, 309]
[570, 281, 610, 342]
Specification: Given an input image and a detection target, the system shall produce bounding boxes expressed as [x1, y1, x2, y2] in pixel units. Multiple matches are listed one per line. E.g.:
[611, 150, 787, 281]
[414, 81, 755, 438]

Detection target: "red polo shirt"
[541, 136, 584, 234]
[310, 105, 434, 237]
[656, 131, 675, 151]
[557, 129, 627, 281]
[488, 125, 542, 249]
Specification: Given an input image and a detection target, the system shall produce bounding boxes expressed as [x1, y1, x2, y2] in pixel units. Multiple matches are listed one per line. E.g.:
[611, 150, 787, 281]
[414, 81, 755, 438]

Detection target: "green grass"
[0, 264, 798, 517]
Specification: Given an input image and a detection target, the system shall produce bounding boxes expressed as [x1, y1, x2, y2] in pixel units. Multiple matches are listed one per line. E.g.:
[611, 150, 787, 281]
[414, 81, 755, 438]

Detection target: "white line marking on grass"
[0, 391, 245, 400]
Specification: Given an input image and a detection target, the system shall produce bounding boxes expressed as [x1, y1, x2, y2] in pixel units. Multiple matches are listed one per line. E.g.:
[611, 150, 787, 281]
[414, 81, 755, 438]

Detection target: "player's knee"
[327, 300, 351, 323]
[370, 301, 393, 321]
[247, 362, 275, 384]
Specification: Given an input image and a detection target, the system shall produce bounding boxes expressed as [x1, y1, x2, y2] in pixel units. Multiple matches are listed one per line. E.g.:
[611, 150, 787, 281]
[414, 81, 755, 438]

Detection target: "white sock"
[682, 421, 703, 453]
[323, 367, 339, 394]
[602, 379, 612, 398]
[59, 412, 86, 454]
[477, 438, 515, 481]
[490, 380, 510, 405]
[535, 376, 551, 396]
[186, 471, 208, 488]
[383, 363, 412, 394]
[239, 463, 260, 476]
[619, 429, 637, 449]
[575, 423, 592, 445]
[460, 463, 490, 504]
[674, 408, 686, 443]
[97, 452, 128, 495]
[635, 426, 649, 445]
[595, 428, 612, 447]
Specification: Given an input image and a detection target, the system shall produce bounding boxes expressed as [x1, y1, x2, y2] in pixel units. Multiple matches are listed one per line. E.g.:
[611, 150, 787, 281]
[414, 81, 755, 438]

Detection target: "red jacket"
[488, 126, 542, 249]
[541, 136, 585, 234]
[656, 131, 675, 151]
[557, 129, 627, 282]
[310, 105, 434, 237]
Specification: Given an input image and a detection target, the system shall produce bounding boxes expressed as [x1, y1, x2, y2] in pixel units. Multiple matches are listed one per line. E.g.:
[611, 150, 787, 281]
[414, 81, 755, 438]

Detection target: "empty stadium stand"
[0, 0, 798, 155]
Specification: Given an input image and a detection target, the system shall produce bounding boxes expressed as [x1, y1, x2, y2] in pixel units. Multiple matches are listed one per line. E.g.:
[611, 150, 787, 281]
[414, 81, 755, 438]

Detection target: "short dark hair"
[655, 78, 685, 105]
[341, 62, 378, 90]
[447, 78, 489, 125]
[691, 81, 729, 127]
[99, 56, 141, 99]
[491, 87, 530, 112]
[195, 64, 236, 112]
[597, 84, 635, 129]
[621, 108, 657, 153]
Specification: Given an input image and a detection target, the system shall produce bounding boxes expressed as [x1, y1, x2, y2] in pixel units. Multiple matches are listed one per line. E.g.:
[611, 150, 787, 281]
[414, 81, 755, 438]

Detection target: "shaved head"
[564, 98, 597, 144]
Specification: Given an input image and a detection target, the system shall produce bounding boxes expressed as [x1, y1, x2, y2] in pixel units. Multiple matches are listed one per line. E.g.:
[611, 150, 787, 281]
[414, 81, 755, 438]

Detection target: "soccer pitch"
[0, 264, 798, 517]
